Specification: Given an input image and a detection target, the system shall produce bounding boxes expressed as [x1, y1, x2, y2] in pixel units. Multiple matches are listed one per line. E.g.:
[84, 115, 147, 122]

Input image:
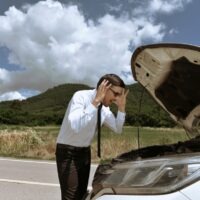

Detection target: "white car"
[86, 43, 200, 200]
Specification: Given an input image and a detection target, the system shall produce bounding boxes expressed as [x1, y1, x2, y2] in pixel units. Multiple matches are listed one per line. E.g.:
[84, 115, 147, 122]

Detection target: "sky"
[0, 0, 199, 101]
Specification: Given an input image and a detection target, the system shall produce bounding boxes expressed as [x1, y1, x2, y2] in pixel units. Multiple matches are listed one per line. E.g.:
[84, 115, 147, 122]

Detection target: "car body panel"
[180, 180, 200, 200]
[94, 191, 190, 200]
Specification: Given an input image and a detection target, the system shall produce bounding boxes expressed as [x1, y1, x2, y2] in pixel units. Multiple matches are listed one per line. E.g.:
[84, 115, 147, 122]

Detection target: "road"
[0, 157, 98, 200]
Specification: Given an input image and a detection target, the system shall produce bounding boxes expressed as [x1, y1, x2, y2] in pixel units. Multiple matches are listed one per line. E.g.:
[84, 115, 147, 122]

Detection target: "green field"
[0, 125, 188, 162]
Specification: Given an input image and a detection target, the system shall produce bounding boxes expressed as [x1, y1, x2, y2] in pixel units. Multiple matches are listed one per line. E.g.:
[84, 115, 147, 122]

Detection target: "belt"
[57, 143, 90, 152]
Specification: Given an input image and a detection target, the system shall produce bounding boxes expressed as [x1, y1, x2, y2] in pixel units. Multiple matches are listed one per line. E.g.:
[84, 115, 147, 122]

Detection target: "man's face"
[103, 85, 123, 106]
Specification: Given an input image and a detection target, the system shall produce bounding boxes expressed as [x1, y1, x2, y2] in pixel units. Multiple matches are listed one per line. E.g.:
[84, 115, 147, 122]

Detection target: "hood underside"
[131, 43, 200, 134]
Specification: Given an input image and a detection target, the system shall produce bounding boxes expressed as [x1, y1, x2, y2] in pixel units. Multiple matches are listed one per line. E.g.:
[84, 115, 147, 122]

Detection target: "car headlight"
[91, 153, 200, 199]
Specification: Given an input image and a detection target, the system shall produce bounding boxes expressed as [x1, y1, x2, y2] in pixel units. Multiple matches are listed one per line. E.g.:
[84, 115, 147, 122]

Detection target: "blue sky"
[0, 0, 199, 101]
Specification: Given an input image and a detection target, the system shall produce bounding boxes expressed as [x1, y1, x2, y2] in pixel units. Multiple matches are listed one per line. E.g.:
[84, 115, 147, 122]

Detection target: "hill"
[0, 83, 175, 127]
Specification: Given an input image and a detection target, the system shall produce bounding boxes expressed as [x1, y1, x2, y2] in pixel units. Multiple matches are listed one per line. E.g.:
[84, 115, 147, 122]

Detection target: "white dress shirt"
[56, 89, 126, 147]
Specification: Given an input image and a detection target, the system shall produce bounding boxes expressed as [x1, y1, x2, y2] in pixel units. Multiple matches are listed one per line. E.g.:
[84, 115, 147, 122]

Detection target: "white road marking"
[0, 157, 97, 191]
[0, 157, 98, 167]
[0, 157, 55, 165]
[0, 178, 59, 187]
[0, 178, 93, 191]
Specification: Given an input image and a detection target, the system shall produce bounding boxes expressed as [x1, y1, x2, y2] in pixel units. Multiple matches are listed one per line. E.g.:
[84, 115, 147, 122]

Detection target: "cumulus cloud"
[133, 0, 192, 16]
[149, 0, 192, 13]
[0, 0, 192, 101]
[0, 91, 26, 102]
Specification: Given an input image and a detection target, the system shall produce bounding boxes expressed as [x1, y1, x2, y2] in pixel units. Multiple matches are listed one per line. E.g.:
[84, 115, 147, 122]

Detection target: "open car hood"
[87, 44, 200, 199]
[131, 43, 200, 135]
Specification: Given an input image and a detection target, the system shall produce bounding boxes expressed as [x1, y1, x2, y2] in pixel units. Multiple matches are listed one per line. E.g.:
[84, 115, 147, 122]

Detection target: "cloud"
[0, 91, 26, 102]
[149, 0, 192, 13]
[106, 3, 123, 12]
[169, 28, 178, 35]
[0, 0, 192, 101]
[132, 0, 192, 16]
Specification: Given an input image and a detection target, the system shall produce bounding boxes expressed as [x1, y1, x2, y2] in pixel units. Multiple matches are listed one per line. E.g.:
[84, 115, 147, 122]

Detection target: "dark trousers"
[56, 143, 91, 200]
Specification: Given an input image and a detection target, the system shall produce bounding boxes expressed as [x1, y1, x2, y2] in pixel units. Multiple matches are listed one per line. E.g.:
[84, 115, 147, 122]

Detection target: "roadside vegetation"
[0, 125, 188, 162]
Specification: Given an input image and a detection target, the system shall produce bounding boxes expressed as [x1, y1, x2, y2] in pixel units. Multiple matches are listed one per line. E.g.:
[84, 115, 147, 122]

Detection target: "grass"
[0, 125, 189, 162]
[0, 125, 57, 160]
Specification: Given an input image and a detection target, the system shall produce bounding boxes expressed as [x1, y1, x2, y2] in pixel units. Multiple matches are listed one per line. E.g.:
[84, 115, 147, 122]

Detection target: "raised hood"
[131, 43, 200, 134]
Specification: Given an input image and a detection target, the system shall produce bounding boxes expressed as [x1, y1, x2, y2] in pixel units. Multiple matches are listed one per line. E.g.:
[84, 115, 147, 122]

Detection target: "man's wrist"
[92, 99, 101, 108]
[118, 105, 125, 113]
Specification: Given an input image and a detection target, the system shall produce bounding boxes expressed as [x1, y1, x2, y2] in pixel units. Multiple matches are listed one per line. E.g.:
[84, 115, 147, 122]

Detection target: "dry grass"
[91, 135, 137, 162]
[0, 127, 56, 160]
[0, 125, 189, 162]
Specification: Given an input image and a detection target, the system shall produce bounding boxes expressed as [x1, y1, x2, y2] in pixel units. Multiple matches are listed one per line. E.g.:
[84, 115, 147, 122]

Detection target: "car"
[86, 43, 200, 200]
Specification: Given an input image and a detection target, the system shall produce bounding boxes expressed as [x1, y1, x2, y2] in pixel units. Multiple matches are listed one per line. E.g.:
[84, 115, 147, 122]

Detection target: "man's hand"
[92, 80, 111, 107]
[115, 88, 129, 112]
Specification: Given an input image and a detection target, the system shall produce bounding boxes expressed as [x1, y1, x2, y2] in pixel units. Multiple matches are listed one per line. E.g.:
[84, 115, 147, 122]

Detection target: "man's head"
[96, 74, 126, 106]
[96, 74, 125, 89]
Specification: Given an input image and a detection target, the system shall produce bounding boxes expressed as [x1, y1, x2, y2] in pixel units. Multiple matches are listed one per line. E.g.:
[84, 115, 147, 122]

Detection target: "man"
[56, 74, 129, 200]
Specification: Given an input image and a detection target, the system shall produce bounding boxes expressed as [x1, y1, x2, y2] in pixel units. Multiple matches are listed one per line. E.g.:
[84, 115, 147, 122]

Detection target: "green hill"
[0, 83, 175, 127]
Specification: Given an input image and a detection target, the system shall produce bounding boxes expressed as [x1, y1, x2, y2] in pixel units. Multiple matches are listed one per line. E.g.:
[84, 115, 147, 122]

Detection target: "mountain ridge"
[0, 83, 175, 127]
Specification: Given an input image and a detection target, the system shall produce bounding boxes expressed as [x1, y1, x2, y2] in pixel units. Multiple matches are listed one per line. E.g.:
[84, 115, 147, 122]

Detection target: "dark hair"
[96, 74, 125, 89]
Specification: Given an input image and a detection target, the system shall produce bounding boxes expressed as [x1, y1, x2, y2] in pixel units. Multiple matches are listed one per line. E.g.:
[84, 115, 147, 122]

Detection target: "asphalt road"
[0, 157, 98, 200]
